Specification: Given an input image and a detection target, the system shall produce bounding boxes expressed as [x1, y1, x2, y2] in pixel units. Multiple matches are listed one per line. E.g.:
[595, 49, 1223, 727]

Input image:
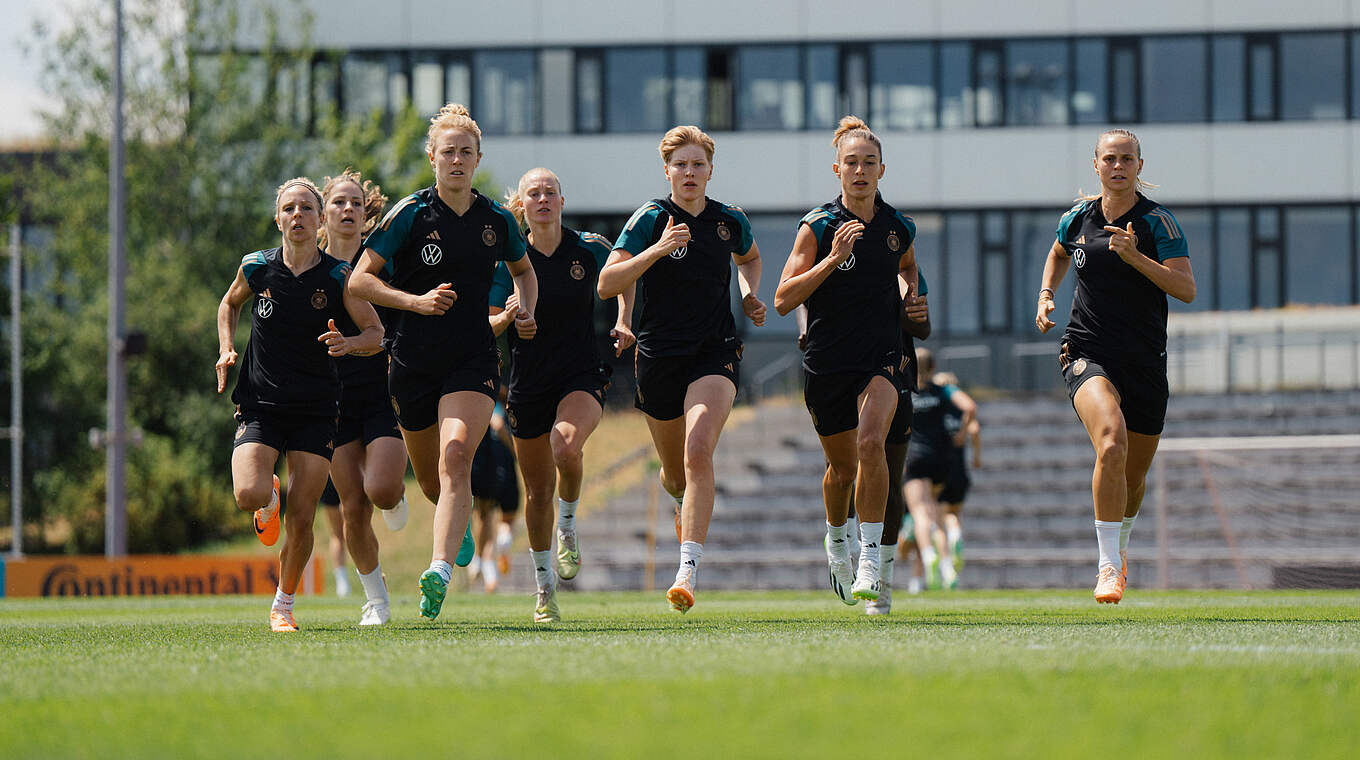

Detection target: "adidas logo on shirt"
[1076, 234, 1086, 244]
[427, 231, 441, 241]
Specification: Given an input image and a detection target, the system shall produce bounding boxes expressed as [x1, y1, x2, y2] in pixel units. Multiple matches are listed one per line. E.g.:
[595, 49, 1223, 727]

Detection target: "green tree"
[7, 0, 483, 553]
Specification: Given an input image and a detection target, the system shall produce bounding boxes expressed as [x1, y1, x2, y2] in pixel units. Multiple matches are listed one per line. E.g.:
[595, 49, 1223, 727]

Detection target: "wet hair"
[274, 177, 323, 212]
[832, 115, 883, 160]
[1080, 128, 1157, 200]
[659, 125, 715, 163]
[426, 102, 482, 155]
[916, 346, 936, 377]
[503, 167, 562, 227]
[317, 168, 388, 249]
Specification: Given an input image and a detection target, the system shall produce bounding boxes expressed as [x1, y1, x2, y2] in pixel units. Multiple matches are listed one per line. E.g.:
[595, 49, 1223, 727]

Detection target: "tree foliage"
[6, 0, 488, 553]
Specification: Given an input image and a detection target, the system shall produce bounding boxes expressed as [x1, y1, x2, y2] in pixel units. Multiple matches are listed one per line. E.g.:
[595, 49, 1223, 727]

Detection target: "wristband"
[1038, 288, 1055, 300]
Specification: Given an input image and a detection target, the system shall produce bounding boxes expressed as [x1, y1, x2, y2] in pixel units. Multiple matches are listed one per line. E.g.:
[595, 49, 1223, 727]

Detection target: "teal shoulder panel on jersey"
[614, 202, 665, 256]
[1143, 206, 1190, 261]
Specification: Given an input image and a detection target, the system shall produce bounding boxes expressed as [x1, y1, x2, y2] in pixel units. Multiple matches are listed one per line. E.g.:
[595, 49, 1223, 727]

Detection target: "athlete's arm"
[903, 293, 931, 340]
[1035, 239, 1070, 334]
[488, 294, 519, 337]
[966, 415, 982, 469]
[611, 283, 637, 357]
[795, 304, 809, 351]
[947, 388, 978, 449]
[215, 265, 253, 394]
[506, 255, 538, 339]
[1102, 223, 1197, 303]
[597, 216, 690, 299]
[734, 242, 765, 327]
[326, 280, 384, 357]
[897, 243, 919, 302]
[774, 221, 861, 315]
[349, 248, 456, 314]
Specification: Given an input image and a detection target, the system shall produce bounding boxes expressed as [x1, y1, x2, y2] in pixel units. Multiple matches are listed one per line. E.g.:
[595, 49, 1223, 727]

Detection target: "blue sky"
[1, 0, 64, 143]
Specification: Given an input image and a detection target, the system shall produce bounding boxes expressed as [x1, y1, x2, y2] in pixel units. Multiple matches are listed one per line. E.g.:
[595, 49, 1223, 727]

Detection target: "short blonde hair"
[426, 103, 482, 155]
[317, 168, 388, 249]
[503, 167, 561, 227]
[832, 115, 882, 159]
[274, 177, 323, 211]
[659, 125, 715, 163]
[916, 346, 936, 376]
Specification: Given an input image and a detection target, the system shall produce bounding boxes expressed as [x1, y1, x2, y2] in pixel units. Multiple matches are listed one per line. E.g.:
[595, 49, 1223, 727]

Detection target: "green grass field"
[2, 590, 1357, 759]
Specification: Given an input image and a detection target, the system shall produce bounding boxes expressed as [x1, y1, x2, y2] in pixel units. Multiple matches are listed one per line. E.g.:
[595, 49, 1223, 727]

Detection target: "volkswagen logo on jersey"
[421, 243, 442, 266]
[670, 246, 688, 260]
[837, 253, 856, 271]
[570, 262, 586, 280]
[256, 298, 275, 318]
[1073, 247, 1086, 268]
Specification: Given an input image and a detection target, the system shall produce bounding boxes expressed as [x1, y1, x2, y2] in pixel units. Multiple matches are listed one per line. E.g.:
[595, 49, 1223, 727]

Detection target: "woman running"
[933, 369, 980, 581]
[1036, 128, 1195, 604]
[318, 169, 410, 626]
[774, 116, 917, 607]
[349, 103, 538, 621]
[598, 125, 765, 613]
[215, 177, 384, 632]
[492, 167, 635, 622]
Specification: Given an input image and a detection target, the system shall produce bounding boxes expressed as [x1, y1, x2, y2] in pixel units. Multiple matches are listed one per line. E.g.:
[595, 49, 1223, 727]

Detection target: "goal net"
[1149, 434, 1360, 589]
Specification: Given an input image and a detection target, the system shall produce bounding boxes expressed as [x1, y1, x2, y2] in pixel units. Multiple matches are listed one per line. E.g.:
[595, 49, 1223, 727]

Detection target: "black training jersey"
[613, 197, 753, 358]
[490, 227, 612, 400]
[1055, 193, 1189, 365]
[363, 186, 526, 375]
[900, 270, 929, 393]
[231, 247, 351, 417]
[940, 383, 964, 451]
[799, 194, 915, 376]
[329, 246, 389, 401]
[907, 382, 958, 457]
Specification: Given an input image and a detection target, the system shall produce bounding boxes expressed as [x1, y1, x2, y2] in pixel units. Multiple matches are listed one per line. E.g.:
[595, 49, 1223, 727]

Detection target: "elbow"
[773, 295, 794, 317]
[1177, 283, 1197, 304]
[597, 278, 620, 300]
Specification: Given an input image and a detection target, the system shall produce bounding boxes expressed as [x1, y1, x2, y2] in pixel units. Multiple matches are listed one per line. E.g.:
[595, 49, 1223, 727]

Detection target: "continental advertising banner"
[0, 555, 324, 598]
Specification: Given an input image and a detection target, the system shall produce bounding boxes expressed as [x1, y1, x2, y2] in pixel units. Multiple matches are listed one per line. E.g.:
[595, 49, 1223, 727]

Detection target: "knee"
[415, 472, 440, 503]
[1095, 428, 1128, 468]
[366, 482, 403, 510]
[440, 440, 475, 480]
[550, 430, 583, 470]
[234, 482, 272, 511]
[825, 460, 856, 489]
[659, 468, 686, 497]
[682, 440, 716, 478]
[855, 434, 885, 467]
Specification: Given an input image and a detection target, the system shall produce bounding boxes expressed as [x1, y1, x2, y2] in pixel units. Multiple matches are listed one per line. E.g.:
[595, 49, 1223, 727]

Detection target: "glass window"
[1216, 208, 1250, 311]
[274, 59, 308, 126]
[737, 46, 802, 130]
[342, 55, 387, 119]
[1212, 36, 1245, 122]
[1285, 207, 1352, 305]
[1073, 40, 1107, 124]
[975, 45, 1003, 127]
[576, 53, 602, 133]
[983, 250, 1008, 330]
[1255, 208, 1281, 308]
[1353, 33, 1360, 119]
[1010, 211, 1071, 333]
[1142, 36, 1206, 123]
[745, 215, 803, 335]
[1006, 40, 1068, 126]
[445, 59, 470, 105]
[1110, 41, 1138, 122]
[540, 49, 573, 134]
[475, 51, 536, 135]
[1171, 209, 1211, 312]
[1248, 39, 1275, 120]
[312, 57, 338, 120]
[912, 213, 944, 303]
[705, 50, 733, 131]
[871, 43, 935, 130]
[842, 48, 869, 119]
[945, 213, 980, 334]
[939, 42, 971, 129]
[412, 56, 443, 117]
[1281, 33, 1345, 120]
[673, 48, 706, 128]
[806, 44, 839, 130]
[605, 48, 667, 133]
[386, 54, 408, 112]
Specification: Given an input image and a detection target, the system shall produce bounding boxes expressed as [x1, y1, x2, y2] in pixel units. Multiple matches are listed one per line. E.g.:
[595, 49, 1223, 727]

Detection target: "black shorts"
[506, 363, 612, 439]
[1060, 342, 1169, 436]
[335, 393, 402, 447]
[634, 340, 742, 421]
[803, 367, 900, 438]
[320, 477, 340, 507]
[886, 386, 915, 445]
[389, 353, 500, 432]
[904, 445, 949, 484]
[938, 449, 970, 504]
[470, 436, 520, 513]
[232, 409, 336, 461]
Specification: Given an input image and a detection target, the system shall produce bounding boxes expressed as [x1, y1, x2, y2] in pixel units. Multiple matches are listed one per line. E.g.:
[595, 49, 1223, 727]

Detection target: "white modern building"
[236, 0, 1360, 385]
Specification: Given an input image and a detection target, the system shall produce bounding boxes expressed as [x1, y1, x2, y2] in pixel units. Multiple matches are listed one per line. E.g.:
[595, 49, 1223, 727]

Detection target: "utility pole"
[5, 224, 20, 559]
[106, 0, 128, 558]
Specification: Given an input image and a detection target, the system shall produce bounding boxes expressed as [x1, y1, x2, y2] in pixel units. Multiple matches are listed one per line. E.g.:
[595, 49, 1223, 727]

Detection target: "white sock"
[879, 543, 896, 588]
[921, 544, 939, 571]
[1095, 520, 1122, 570]
[358, 564, 387, 603]
[1119, 515, 1137, 555]
[678, 540, 703, 581]
[858, 521, 884, 571]
[332, 567, 351, 596]
[558, 498, 578, 533]
[272, 587, 294, 611]
[428, 559, 453, 585]
[826, 521, 851, 562]
[845, 515, 860, 557]
[946, 524, 962, 547]
[531, 549, 555, 591]
[495, 522, 513, 553]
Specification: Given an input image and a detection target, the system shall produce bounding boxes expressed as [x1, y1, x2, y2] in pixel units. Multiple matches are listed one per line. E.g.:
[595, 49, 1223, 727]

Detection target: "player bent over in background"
[216, 178, 384, 632]
[1036, 128, 1195, 603]
[775, 116, 916, 607]
[492, 167, 635, 622]
[599, 126, 765, 613]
